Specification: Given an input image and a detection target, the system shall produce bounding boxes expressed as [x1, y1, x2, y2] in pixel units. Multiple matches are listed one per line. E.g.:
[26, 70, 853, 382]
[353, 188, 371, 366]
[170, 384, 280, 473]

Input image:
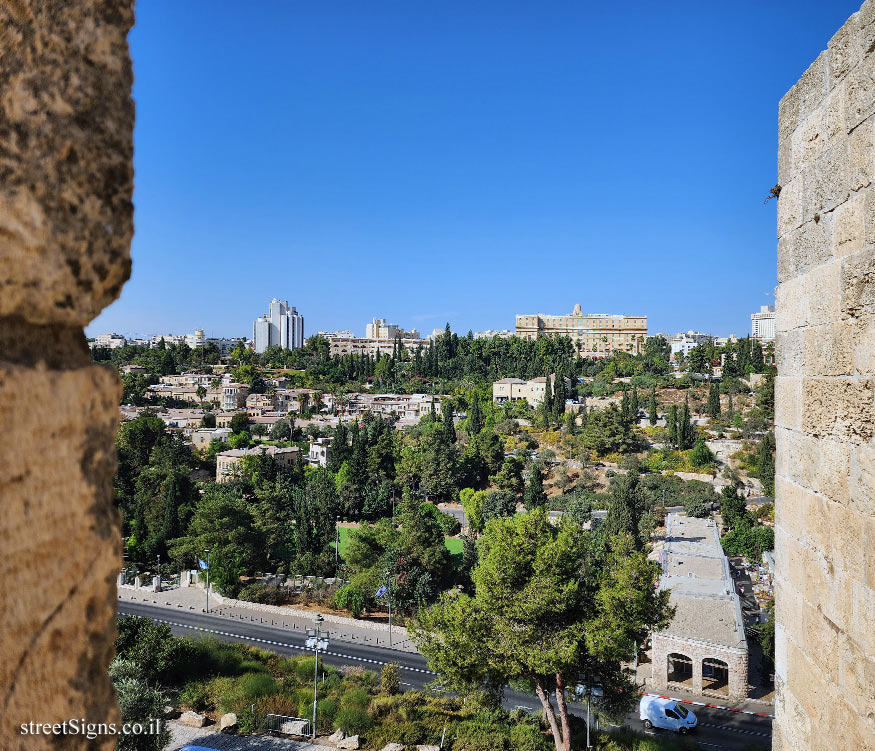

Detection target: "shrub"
[178, 681, 210, 712]
[295, 657, 317, 684]
[380, 662, 400, 695]
[238, 582, 292, 605]
[366, 720, 423, 747]
[340, 687, 371, 710]
[508, 723, 551, 751]
[238, 659, 269, 674]
[451, 720, 508, 751]
[334, 583, 366, 618]
[239, 672, 277, 701]
[335, 707, 373, 735]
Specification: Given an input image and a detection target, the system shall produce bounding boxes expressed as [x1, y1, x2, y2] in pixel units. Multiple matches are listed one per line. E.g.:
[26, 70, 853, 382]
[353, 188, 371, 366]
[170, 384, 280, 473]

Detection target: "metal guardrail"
[266, 713, 311, 738]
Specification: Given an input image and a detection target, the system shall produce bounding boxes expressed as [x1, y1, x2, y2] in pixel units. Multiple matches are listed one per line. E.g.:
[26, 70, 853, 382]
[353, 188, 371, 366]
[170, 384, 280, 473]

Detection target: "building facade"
[216, 445, 300, 482]
[750, 305, 776, 342]
[670, 331, 713, 357]
[365, 317, 421, 340]
[515, 304, 647, 356]
[650, 514, 749, 701]
[253, 298, 304, 354]
[326, 336, 431, 358]
[492, 374, 571, 408]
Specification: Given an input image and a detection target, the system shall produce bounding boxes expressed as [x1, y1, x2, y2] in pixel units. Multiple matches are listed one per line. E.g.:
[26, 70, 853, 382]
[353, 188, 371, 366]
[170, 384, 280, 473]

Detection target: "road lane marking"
[118, 611, 435, 676]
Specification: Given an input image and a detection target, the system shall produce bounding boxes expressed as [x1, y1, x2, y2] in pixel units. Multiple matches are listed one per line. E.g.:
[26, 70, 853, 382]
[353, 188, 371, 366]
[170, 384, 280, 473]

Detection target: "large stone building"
[774, 2, 875, 749]
[650, 514, 749, 701]
[515, 304, 647, 356]
[492, 374, 571, 408]
[253, 298, 304, 353]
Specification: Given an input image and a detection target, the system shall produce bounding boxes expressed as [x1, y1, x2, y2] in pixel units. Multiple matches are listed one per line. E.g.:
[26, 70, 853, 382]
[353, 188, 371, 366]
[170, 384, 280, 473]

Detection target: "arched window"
[667, 653, 694, 687]
[702, 658, 729, 695]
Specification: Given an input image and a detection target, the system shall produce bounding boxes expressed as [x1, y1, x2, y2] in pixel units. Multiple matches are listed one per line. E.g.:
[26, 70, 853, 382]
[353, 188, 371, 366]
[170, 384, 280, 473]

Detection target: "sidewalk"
[118, 584, 417, 652]
[635, 663, 774, 718]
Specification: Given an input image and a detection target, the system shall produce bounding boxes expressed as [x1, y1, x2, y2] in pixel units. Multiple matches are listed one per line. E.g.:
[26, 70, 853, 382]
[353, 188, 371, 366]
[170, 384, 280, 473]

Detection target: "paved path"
[119, 584, 416, 651]
[168, 721, 333, 750]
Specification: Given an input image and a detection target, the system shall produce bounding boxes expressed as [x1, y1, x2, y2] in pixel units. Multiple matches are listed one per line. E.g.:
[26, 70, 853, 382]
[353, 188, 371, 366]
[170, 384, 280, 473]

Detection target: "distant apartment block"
[670, 331, 713, 358]
[365, 317, 421, 340]
[750, 305, 775, 342]
[326, 336, 431, 358]
[216, 445, 300, 482]
[515, 304, 647, 356]
[253, 298, 304, 354]
[221, 383, 249, 411]
[650, 514, 748, 701]
[317, 330, 355, 339]
[92, 332, 127, 349]
[492, 374, 571, 408]
[474, 329, 515, 339]
[342, 393, 441, 421]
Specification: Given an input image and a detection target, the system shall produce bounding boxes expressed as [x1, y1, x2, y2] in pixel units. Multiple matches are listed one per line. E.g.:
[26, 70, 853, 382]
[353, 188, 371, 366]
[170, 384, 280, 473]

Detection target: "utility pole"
[205, 548, 210, 613]
[388, 573, 392, 647]
[305, 614, 329, 740]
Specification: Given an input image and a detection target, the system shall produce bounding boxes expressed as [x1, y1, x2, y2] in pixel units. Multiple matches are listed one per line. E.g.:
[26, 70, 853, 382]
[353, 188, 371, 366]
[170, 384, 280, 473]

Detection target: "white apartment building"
[216, 445, 300, 483]
[92, 333, 127, 349]
[670, 331, 713, 357]
[327, 336, 431, 358]
[308, 437, 332, 467]
[342, 393, 441, 421]
[253, 299, 304, 354]
[751, 305, 776, 342]
[365, 318, 421, 340]
[515, 304, 647, 356]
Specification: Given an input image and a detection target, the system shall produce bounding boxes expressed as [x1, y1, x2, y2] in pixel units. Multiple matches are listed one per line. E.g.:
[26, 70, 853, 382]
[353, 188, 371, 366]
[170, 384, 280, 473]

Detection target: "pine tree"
[648, 386, 658, 426]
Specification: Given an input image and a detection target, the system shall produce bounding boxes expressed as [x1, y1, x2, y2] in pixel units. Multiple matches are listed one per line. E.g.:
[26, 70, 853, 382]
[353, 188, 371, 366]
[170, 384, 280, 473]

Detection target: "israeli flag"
[375, 584, 387, 598]
[198, 558, 209, 570]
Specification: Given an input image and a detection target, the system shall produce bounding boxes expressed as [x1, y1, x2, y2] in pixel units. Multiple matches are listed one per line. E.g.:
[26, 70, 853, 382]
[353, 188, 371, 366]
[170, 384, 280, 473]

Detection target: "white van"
[639, 695, 698, 734]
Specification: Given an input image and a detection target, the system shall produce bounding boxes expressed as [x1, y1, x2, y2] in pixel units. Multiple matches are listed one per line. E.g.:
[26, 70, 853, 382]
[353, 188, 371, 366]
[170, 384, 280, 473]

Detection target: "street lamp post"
[204, 548, 210, 613]
[305, 614, 329, 740]
[335, 516, 340, 569]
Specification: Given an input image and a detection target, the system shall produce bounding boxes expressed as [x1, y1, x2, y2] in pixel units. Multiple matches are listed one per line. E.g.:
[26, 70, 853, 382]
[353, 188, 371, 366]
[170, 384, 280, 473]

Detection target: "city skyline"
[87, 1, 861, 339]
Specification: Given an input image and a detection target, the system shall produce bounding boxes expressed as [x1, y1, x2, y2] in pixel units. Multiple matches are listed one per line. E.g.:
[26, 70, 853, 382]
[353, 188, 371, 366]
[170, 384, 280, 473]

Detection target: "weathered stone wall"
[651, 633, 748, 701]
[0, 2, 134, 749]
[775, 2, 875, 749]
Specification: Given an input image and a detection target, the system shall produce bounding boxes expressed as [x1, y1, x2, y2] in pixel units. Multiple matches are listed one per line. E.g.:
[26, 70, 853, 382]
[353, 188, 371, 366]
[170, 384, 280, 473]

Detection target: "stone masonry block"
[840, 245, 875, 318]
[776, 328, 804, 375]
[802, 377, 875, 441]
[775, 475, 806, 541]
[0, 2, 135, 327]
[775, 376, 802, 430]
[0, 362, 122, 750]
[851, 579, 875, 657]
[802, 321, 854, 376]
[779, 83, 801, 146]
[801, 484, 832, 556]
[862, 183, 875, 245]
[802, 600, 841, 685]
[864, 513, 875, 589]
[808, 258, 843, 327]
[783, 432, 850, 504]
[829, 503, 866, 576]
[845, 43, 875, 131]
[798, 51, 829, 121]
[809, 142, 851, 215]
[828, 11, 862, 88]
[848, 116, 874, 190]
[833, 189, 865, 257]
[851, 315, 875, 373]
[850, 441, 875, 517]
[777, 176, 804, 239]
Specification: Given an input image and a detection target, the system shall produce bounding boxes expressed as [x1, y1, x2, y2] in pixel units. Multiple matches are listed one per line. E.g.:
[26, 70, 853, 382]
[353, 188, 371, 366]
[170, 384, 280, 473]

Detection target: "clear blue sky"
[88, 0, 864, 340]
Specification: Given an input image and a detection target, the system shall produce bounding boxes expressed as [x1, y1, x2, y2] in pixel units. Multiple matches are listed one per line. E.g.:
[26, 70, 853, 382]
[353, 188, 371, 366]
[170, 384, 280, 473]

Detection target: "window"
[667, 653, 694, 687]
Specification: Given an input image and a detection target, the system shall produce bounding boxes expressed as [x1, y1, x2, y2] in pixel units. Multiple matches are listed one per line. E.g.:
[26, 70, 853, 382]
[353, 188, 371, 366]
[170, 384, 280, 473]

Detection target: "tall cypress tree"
[707, 382, 721, 419]
[678, 395, 694, 450]
[727, 392, 734, 421]
[523, 464, 548, 511]
[631, 386, 640, 416]
[667, 405, 678, 447]
[542, 374, 554, 427]
[442, 401, 456, 445]
[649, 387, 658, 426]
[468, 392, 484, 435]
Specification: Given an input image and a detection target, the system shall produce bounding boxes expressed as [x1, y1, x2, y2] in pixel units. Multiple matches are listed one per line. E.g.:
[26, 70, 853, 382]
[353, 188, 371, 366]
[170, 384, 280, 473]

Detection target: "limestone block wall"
[0, 2, 134, 750]
[775, 2, 875, 749]
[651, 633, 749, 701]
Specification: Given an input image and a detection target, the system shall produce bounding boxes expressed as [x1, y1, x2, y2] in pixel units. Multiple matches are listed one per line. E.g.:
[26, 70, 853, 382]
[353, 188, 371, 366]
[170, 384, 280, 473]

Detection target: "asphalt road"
[119, 600, 772, 751]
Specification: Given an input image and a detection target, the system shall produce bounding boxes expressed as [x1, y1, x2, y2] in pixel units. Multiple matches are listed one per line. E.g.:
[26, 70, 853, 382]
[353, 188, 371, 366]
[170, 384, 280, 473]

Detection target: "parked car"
[639, 695, 697, 734]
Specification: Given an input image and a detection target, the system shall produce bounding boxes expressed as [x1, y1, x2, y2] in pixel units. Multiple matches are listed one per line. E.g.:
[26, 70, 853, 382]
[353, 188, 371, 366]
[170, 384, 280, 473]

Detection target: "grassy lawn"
[334, 525, 463, 559]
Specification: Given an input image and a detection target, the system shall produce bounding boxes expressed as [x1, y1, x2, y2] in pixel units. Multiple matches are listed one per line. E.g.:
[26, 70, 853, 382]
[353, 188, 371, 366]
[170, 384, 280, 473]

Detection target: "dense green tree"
[720, 485, 749, 529]
[690, 438, 714, 468]
[666, 405, 678, 448]
[467, 391, 484, 435]
[707, 382, 721, 419]
[523, 464, 548, 511]
[757, 432, 775, 497]
[648, 387, 658, 426]
[580, 404, 636, 456]
[603, 471, 647, 549]
[490, 456, 525, 497]
[229, 412, 250, 434]
[411, 510, 672, 750]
